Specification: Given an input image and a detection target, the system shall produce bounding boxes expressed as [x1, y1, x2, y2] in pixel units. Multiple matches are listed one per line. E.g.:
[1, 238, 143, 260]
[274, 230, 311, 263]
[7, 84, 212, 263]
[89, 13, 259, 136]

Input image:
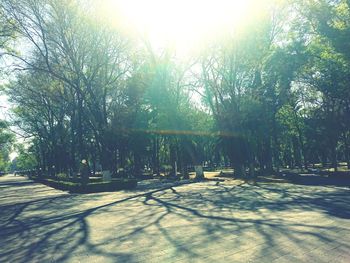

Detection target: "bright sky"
[0, 93, 9, 121]
[99, 0, 262, 54]
[0, 75, 10, 121]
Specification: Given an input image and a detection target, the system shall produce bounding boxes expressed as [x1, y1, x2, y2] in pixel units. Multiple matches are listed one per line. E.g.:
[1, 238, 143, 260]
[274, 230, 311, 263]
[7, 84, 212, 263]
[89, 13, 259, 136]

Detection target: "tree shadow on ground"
[1, 177, 350, 262]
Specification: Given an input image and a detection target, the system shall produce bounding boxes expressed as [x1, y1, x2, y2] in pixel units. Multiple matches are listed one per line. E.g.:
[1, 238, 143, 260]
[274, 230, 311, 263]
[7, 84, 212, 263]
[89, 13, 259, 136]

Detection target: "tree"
[0, 2, 16, 57]
[294, 0, 350, 170]
[0, 120, 14, 171]
[11, 143, 37, 171]
[2, 0, 349, 181]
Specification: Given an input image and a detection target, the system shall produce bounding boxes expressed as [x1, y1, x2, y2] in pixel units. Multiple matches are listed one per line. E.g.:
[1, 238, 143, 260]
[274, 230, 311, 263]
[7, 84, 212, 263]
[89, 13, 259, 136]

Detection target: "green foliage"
[55, 173, 69, 181]
[0, 121, 14, 171]
[12, 144, 37, 171]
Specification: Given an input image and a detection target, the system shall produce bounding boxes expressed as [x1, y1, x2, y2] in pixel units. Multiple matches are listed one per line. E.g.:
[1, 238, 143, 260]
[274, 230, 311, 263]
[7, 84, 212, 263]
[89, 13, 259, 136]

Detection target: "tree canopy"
[0, 0, 349, 178]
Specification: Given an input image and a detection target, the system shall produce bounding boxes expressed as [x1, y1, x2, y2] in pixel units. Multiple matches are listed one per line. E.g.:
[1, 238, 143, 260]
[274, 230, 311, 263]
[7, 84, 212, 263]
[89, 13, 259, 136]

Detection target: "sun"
[99, 0, 257, 54]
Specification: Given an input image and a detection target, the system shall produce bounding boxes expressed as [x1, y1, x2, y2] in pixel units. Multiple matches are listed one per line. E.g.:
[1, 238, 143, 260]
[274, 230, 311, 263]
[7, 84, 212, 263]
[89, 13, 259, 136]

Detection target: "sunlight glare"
[100, 0, 257, 53]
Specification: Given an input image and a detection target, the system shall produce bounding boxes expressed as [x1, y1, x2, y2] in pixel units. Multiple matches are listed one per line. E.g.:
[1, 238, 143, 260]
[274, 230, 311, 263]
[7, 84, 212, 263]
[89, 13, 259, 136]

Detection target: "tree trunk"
[249, 163, 255, 177]
[234, 163, 245, 178]
[331, 143, 338, 172]
[70, 115, 76, 178]
[272, 118, 280, 175]
[293, 110, 308, 170]
[266, 138, 273, 174]
[169, 142, 177, 177]
[152, 136, 160, 176]
[134, 151, 142, 177]
[76, 92, 88, 184]
[292, 136, 302, 170]
[344, 133, 350, 170]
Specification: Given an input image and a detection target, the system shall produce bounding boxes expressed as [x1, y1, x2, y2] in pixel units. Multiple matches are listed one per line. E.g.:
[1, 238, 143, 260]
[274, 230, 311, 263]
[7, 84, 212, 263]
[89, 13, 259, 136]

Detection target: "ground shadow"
[1, 176, 350, 262]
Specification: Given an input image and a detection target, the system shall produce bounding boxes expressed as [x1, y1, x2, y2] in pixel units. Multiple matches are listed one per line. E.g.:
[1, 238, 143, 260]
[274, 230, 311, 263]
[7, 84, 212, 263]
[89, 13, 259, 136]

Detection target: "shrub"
[56, 173, 69, 181]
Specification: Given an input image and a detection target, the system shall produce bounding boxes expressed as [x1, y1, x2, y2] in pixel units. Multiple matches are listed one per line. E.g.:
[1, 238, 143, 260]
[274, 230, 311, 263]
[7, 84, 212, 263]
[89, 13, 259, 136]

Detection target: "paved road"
[1, 175, 350, 263]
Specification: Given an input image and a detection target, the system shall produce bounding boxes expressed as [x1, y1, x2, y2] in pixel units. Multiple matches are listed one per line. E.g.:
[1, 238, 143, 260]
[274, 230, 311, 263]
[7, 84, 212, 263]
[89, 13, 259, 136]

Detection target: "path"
[1, 174, 350, 262]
